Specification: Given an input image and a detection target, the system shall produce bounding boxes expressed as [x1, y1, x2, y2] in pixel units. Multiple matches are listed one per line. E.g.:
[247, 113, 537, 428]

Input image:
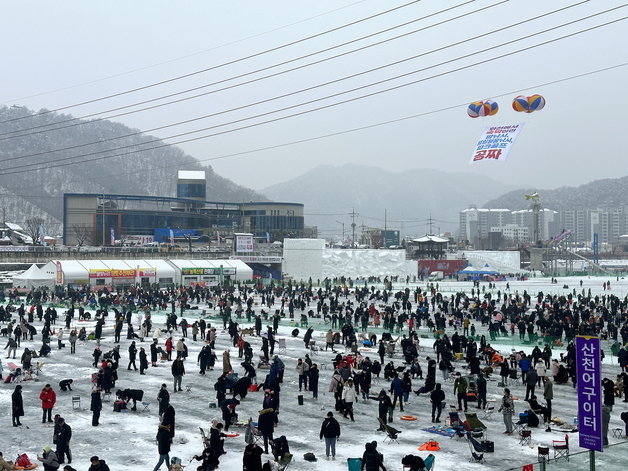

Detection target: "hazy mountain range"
[0, 106, 265, 233]
[261, 164, 516, 238]
[2, 106, 625, 239]
[483, 176, 628, 211]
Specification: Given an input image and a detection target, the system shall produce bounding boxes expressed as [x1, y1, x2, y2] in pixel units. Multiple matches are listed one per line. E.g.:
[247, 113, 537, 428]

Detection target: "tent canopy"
[13, 264, 56, 289]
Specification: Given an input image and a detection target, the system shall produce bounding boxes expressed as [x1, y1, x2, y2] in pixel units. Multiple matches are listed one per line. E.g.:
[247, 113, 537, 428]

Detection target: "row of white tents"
[12, 259, 254, 289]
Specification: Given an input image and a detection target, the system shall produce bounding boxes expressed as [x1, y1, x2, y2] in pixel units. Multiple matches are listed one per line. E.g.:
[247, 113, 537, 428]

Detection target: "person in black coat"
[361, 441, 386, 471]
[158, 384, 170, 416]
[257, 408, 278, 454]
[139, 347, 148, 375]
[209, 422, 226, 458]
[319, 411, 341, 460]
[602, 378, 615, 410]
[161, 404, 176, 440]
[55, 417, 72, 464]
[193, 445, 220, 471]
[303, 327, 314, 348]
[430, 383, 445, 423]
[91, 388, 102, 426]
[271, 435, 289, 461]
[154, 424, 172, 471]
[233, 376, 252, 400]
[116, 389, 144, 411]
[242, 443, 263, 471]
[150, 341, 159, 367]
[12, 384, 24, 426]
[198, 345, 213, 375]
[128, 342, 137, 371]
[241, 361, 257, 384]
[219, 398, 239, 432]
[309, 364, 320, 399]
[371, 390, 393, 429]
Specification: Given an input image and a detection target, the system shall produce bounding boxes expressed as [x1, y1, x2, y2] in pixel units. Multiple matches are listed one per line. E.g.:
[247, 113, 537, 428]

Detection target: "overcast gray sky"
[2, 0, 627, 191]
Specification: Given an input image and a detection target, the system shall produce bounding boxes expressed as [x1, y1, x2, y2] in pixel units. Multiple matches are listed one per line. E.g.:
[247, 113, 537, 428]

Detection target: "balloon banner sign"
[469, 123, 524, 163]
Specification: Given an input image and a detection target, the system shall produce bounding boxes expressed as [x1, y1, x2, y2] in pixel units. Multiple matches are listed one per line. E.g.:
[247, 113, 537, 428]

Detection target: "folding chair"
[278, 338, 287, 354]
[537, 446, 550, 462]
[519, 429, 532, 446]
[377, 418, 401, 444]
[309, 341, 320, 355]
[465, 412, 488, 437]
[277, 452, 293, 471]
[481, 405, 495, 420]
[347, 458, 362, 471]
[553, 434, 569, 461]
[141, 401, 151, 412]
[466, 432, 487, 463]
[72, 395, 81, 410]
[245, 418, 263, 447]
[101, 392, 112, 402]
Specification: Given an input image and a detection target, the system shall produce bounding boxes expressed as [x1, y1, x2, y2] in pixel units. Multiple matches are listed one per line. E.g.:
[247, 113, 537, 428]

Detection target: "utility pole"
[350, 208, 358, 248]
[384, 208, 387, 248]
[428, 214, 434, 234]
[101, 194, 106, 247]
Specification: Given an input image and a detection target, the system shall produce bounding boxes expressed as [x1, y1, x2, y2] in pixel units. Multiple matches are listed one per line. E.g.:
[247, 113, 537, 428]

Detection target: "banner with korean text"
[235, 233, 254, 252]
[469, 123, 524, 163]
[575, 335, 603, 452]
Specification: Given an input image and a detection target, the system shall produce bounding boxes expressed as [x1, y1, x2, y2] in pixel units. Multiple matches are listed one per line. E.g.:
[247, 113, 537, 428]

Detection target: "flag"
[266, 232, 271, 243]
[39, 224, 46, 245]
[216, 231, 221, 244]
[110, 226, 115, 245]
[169, 229, 174, 245]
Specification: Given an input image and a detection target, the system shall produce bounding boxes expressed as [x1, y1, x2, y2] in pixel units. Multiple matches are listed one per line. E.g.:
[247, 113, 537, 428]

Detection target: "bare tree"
[24, 217, 44, 245]
[71, 224, 92, 250]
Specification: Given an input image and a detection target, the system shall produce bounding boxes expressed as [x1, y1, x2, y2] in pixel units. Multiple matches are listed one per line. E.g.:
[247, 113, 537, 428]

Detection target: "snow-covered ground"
[1, 275, 627, 471]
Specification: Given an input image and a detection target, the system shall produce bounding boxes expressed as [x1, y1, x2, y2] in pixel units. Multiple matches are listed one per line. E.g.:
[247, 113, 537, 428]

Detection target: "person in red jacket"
[165, 338, 173, 361]
[39, 383, 57, 423]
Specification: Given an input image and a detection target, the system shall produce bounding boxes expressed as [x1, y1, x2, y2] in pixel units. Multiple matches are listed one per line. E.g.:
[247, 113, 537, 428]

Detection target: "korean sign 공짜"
[469, 123, 524, 163]
[575, 335, 603, 452]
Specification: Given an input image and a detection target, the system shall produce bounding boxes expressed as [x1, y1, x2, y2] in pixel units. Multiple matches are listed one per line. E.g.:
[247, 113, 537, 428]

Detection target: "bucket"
[298, 395, 304, 406]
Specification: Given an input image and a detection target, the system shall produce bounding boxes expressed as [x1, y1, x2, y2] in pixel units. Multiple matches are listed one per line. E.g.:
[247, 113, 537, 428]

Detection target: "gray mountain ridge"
[483, 176, 628, 211]
[0, 106, 267, 233]
[259, 164, 517, 237]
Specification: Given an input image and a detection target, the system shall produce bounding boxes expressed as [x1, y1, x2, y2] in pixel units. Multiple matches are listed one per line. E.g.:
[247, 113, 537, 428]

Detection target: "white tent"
[12, 264, 56, 289]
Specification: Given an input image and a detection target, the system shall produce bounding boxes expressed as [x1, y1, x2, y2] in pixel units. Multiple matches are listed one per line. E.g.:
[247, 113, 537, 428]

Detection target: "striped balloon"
[512, 95, 530, 112]
[468, 100, 499, 118]
[483, 100, 499, 116]
[467, 101, 484, 118]
[528, 94, 546, 112]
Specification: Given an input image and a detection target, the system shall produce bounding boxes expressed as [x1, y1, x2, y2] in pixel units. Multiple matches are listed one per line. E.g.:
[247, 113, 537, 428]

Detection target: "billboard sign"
[235, 233, 254, 252]
[575, 335, 603, 452]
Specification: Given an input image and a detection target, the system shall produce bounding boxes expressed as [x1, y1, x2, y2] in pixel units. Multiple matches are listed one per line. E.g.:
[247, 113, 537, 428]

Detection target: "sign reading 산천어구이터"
[575, 335, 603, 452]
[469, 123, 524, 163]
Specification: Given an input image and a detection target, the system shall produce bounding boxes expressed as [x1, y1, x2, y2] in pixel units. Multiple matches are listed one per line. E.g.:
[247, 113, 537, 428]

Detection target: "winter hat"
[43, 446, 52, 452]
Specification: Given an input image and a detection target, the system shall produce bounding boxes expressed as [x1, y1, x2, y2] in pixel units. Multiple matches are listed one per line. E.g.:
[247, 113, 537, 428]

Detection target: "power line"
[1, 0, 370, 104]
[0, 0, 488, 140]
[1, 5, 615, 172]
[0, 0, 424, 124]
[1, 10, 623, 175]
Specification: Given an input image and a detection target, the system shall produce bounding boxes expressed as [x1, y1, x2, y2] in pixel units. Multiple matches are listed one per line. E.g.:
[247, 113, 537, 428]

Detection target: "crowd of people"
[1, 278, 627, 470]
